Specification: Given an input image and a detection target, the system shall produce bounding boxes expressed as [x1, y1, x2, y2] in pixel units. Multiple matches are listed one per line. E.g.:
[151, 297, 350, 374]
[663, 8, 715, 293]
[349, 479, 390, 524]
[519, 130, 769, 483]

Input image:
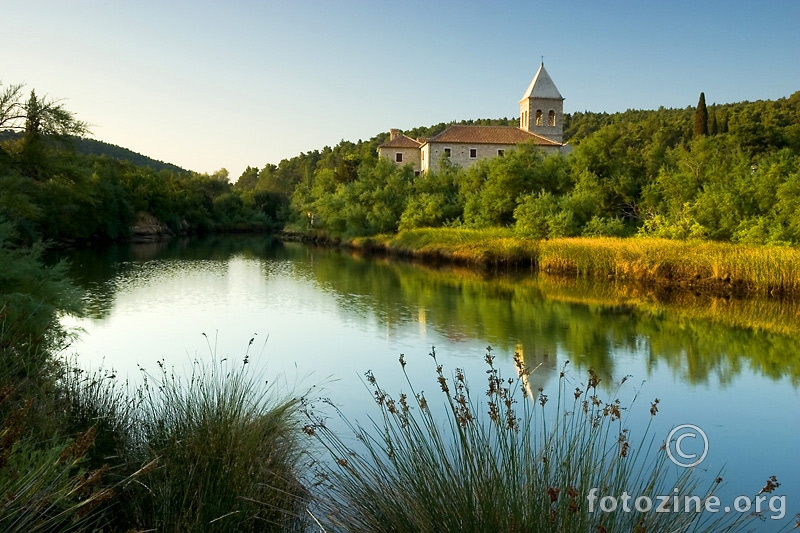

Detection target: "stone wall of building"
[379, 146, 421, 174]
[425, 142, 561, 172]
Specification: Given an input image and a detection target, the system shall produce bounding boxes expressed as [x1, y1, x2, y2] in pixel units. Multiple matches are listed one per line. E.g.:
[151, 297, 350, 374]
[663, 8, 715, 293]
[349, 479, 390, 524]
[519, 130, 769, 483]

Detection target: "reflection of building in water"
[418, 306, 427, 339]
[514, 342, 558, 401]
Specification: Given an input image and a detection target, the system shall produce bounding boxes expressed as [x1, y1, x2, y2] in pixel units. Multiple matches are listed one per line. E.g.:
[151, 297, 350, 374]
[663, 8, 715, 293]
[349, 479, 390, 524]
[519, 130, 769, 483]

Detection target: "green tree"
[694, 92, 709, 137]
[233, 166, 259, 191]
[708, 105, 718, 135]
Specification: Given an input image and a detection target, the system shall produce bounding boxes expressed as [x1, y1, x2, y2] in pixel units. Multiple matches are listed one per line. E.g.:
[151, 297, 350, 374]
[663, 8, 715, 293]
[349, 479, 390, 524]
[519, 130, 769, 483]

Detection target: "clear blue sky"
[4, 1, 798, 180]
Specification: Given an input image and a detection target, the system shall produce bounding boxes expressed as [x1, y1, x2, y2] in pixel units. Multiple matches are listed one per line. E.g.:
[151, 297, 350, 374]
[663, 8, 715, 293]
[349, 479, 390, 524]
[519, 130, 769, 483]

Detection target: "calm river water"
[59, 235, 799, 527]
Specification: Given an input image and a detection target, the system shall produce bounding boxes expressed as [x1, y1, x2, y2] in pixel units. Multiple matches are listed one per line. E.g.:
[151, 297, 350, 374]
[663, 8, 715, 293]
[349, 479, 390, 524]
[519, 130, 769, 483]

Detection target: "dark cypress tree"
[708, 104, 718, 135]
[694, 92, 709, 137]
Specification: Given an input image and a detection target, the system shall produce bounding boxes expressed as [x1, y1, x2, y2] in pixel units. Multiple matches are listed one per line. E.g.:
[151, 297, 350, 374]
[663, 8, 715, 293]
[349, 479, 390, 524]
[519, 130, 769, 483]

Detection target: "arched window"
[548, 110, 556, 126]
[535, 110, 543, 126]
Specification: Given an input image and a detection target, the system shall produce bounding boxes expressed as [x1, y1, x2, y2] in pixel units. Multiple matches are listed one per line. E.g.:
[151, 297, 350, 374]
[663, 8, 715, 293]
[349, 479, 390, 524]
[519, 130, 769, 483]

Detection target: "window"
[444, 147, 451, 157]
[395, 152, 403, 163]
[469, 148, 477, 159]
[497, 149, 504, 157]
[549, 110, 556, 126]
[535, 110, 543, 126]
[421, 151, 424, 161]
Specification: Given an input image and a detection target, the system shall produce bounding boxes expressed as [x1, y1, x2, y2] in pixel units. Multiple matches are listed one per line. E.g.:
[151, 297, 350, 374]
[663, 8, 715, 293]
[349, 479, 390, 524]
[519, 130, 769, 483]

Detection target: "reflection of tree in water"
[57, 235, 287, 319]
[58, 239, 800, 386]
[301, 248, 800, 387]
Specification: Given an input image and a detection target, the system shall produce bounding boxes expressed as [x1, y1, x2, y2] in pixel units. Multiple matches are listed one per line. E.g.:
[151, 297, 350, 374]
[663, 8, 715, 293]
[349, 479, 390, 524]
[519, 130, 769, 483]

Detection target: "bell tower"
[519, 62, 564, 143]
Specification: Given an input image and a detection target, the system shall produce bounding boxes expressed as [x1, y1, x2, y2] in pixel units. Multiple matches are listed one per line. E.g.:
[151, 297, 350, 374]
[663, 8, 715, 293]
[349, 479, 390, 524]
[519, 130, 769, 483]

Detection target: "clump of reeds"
[305, 347, 771, 532]
[43, 337, 311, 531]
[119, 354, 310, 532]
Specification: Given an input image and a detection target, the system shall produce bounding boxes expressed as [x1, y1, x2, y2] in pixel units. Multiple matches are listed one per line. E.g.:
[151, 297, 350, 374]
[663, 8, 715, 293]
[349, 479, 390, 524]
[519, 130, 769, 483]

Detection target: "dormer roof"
[379, 133, 423, 149]
[520, 62, 563, 102]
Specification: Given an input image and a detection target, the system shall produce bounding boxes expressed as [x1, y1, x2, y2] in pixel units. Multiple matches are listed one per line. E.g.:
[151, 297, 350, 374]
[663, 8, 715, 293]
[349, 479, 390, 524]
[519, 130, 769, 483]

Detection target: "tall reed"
[120, 355, 310, 532]
[305, 348, 775, 532]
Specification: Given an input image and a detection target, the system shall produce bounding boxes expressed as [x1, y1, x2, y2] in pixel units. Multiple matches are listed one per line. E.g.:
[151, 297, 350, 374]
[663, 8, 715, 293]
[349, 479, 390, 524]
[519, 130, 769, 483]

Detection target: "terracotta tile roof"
[426, 125, 561, 146]
[379, 134, 423, 149]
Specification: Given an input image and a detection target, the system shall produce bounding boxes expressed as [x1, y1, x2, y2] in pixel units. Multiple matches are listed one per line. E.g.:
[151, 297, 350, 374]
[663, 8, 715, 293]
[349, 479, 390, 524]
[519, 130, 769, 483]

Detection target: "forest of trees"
[0, 84, 288, 245]
[2, 79, 800, 247]
[230, 91, 799, 245]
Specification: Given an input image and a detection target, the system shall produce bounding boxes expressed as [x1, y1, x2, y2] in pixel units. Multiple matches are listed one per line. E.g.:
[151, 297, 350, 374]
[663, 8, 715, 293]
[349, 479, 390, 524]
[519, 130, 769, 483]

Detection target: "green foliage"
[5, 77, 800, 247]
[233, 165, 260, 191]
[0, 430, 110, 532]
[399, 164, 462, 231]
[582, 216, 628, 237]
[290, 88, 800, 245]
[462, 145, 569, 228]
[303, 158, 413, 237]
[0, 219, 82, 358]
[72, 137, 187, 173]
[0, 81, 295, 243]
[514, 191, 560, 238]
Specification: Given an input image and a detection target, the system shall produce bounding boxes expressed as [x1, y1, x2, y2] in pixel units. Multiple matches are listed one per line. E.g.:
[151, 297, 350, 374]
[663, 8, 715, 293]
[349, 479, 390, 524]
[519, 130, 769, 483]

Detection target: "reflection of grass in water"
[307, 350, 774, 532]
[535, 274, 800, 337]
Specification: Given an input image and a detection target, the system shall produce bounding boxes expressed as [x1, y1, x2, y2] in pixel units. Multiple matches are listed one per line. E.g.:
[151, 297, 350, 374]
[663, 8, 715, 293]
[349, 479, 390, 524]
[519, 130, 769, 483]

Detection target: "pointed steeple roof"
[520, 63, 563, 101]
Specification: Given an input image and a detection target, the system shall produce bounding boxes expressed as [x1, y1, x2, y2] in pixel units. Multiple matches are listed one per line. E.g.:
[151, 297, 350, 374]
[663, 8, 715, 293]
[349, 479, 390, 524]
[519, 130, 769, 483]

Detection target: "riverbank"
[282, 228, 800, 296]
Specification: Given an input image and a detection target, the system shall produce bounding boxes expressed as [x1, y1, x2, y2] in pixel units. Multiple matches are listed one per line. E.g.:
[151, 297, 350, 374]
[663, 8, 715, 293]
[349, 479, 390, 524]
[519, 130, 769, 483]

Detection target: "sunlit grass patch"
[382, 227, 539, 265]
[378, 229, 800, 295]
[538, 237, 800, 294]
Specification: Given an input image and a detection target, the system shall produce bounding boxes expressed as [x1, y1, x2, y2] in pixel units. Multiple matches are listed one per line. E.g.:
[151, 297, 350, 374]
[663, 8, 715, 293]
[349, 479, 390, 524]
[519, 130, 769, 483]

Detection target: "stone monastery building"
[378, 63, 569, 174]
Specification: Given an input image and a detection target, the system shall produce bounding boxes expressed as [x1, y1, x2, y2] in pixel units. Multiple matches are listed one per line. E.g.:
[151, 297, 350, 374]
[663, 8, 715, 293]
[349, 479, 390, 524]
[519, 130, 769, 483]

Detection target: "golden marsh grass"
[364, 229, 800, 295]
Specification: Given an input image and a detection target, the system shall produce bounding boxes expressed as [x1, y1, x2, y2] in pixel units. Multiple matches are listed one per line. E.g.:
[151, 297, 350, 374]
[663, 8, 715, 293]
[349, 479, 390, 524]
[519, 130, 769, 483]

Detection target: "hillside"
[73, 137, 189, 173]
[0, 130, 188, 173]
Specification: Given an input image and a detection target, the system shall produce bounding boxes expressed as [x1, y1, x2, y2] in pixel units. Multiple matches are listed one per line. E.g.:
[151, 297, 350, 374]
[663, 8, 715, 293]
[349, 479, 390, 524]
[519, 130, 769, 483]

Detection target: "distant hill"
[73, 137, 189, 173]
[0, 130, 188, 173]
